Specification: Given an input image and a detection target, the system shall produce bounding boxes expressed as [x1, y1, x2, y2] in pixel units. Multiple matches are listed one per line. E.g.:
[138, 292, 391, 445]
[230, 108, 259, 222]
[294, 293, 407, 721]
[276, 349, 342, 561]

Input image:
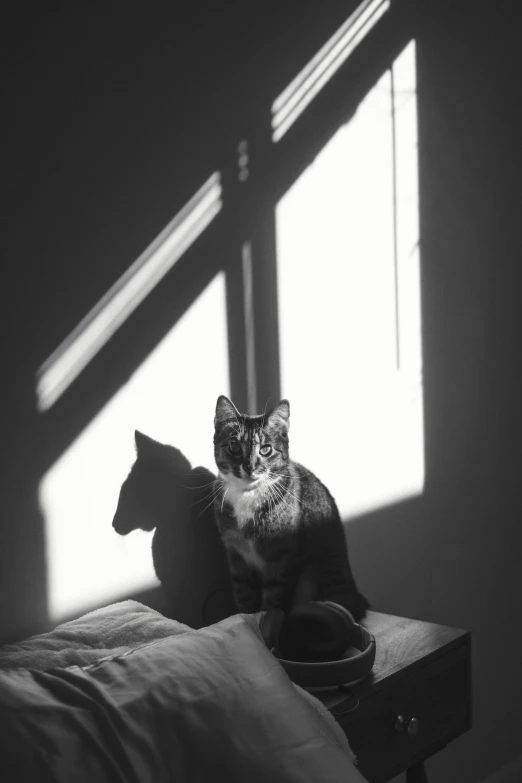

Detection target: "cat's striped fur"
[213, 396, 369, 620]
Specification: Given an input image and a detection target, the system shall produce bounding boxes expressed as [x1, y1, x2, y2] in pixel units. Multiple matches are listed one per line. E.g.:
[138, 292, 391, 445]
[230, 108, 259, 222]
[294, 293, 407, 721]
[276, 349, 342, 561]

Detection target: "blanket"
[0, 600, 191, 671]
[0, 601, 366, 783]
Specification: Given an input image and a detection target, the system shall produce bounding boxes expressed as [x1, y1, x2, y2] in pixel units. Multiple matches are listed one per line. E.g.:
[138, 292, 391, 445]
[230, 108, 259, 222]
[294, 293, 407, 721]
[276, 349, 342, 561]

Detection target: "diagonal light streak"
[37, 173, 222, 411]
[272, 0, 391, 142]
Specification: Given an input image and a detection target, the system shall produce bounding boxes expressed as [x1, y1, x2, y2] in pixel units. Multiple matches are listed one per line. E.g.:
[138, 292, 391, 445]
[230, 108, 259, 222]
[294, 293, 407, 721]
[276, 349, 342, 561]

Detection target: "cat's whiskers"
[194, 494, 221, 515]
[269, 481, 297, 514]
[267, 485, 285, 515]
[190, 484, 222, 506]
[181, 479, 217, 490]
[262, 476, 289, 516]
[265, 483, 279, 521]
[279, 485, 302, 508]
[275, 474, 300, 491]
[197, 484, 224, 517]
[266, 471, 303, 510]
[221, 488, 229, 514]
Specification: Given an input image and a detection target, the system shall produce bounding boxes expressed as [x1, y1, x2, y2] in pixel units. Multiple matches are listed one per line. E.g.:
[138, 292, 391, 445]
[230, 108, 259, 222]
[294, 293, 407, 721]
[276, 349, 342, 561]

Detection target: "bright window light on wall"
[40, 272, 229, 622]
[276, 41, 422, 520]
[271, 0, 391, 142]
[36, 172, 223, 412]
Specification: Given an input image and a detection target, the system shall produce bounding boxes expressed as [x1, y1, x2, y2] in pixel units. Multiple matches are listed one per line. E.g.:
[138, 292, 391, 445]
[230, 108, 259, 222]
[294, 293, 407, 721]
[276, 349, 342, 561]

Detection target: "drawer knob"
[408, 717, 420, 736]
[394, 714, 408, 732]
[394, 715, 420, 735]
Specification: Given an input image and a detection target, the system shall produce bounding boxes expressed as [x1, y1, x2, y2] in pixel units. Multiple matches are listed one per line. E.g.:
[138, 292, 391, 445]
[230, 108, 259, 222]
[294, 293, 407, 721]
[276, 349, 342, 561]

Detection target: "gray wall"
[349, 3, 522, 781]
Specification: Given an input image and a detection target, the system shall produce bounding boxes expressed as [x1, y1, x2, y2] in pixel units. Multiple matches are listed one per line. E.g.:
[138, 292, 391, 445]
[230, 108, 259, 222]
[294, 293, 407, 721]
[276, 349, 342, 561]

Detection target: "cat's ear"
[134, 430, 161, 458]
[215, 395, 240, 427]
[267, 399, 290, 430]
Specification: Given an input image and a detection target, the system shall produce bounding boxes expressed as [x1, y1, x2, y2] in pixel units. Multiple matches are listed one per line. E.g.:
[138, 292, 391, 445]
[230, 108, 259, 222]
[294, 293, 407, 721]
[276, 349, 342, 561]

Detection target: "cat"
[213, 395, 370, 620]
[112, 430, 233, 627]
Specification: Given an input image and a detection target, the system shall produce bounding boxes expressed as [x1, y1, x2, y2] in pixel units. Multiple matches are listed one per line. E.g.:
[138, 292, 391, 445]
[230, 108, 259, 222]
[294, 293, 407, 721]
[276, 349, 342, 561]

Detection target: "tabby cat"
[213, 395, 369, 620]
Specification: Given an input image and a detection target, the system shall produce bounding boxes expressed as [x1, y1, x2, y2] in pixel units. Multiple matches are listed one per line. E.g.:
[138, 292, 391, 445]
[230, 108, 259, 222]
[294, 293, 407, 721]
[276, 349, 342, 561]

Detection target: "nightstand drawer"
[337, 645, 470, 783]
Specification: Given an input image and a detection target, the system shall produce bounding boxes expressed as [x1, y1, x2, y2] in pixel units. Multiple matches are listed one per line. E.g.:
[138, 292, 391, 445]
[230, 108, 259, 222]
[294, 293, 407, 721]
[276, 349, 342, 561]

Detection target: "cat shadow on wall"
[112, 431, 235, 628]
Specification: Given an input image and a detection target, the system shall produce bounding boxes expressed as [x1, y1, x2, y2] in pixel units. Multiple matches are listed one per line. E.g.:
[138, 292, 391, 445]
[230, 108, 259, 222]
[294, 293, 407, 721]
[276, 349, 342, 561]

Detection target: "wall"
[2, 2, 521, 781]
[349, 2, 522, 781]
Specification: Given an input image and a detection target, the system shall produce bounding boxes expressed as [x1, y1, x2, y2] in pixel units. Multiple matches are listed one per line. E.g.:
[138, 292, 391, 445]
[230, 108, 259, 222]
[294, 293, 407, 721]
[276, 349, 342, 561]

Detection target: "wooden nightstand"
[318, 612, 471, 783]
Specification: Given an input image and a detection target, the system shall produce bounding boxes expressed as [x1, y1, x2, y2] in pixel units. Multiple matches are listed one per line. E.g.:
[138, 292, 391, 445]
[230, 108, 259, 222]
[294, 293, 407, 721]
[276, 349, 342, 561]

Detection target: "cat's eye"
[228, 441, 242, 455]
[259, 445, 272, 457]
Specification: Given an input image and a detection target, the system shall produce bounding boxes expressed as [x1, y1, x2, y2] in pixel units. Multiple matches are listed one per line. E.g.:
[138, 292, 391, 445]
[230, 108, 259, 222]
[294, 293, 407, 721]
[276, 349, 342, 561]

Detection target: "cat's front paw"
[261, 593, 292, 615]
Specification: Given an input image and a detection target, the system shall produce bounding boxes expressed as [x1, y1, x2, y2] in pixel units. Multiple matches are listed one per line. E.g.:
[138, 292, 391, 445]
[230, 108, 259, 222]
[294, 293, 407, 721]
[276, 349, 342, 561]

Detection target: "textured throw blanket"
[0, 601, 366, 783]
[0, 600, 191, 671]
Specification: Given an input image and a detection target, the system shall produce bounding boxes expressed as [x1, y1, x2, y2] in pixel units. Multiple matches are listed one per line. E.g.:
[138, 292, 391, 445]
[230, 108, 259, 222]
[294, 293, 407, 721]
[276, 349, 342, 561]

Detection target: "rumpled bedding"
[0, 601, 367, 783]
[0, 601, 191, 671]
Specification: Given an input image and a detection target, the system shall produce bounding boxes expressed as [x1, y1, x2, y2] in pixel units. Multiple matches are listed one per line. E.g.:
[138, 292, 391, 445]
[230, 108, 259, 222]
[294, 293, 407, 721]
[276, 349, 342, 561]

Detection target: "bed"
[0, 599, 367, 782]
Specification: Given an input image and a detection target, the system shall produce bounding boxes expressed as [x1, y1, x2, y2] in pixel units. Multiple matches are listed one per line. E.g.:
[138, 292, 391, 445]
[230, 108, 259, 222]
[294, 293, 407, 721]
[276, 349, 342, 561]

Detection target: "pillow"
[0, 612, 366, 783]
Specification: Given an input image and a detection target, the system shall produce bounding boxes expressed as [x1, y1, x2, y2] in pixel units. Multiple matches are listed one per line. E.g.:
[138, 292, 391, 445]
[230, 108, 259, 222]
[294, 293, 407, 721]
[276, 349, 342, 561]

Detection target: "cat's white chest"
[220, 474, 263, 528]
[219, 473, 267, 572]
